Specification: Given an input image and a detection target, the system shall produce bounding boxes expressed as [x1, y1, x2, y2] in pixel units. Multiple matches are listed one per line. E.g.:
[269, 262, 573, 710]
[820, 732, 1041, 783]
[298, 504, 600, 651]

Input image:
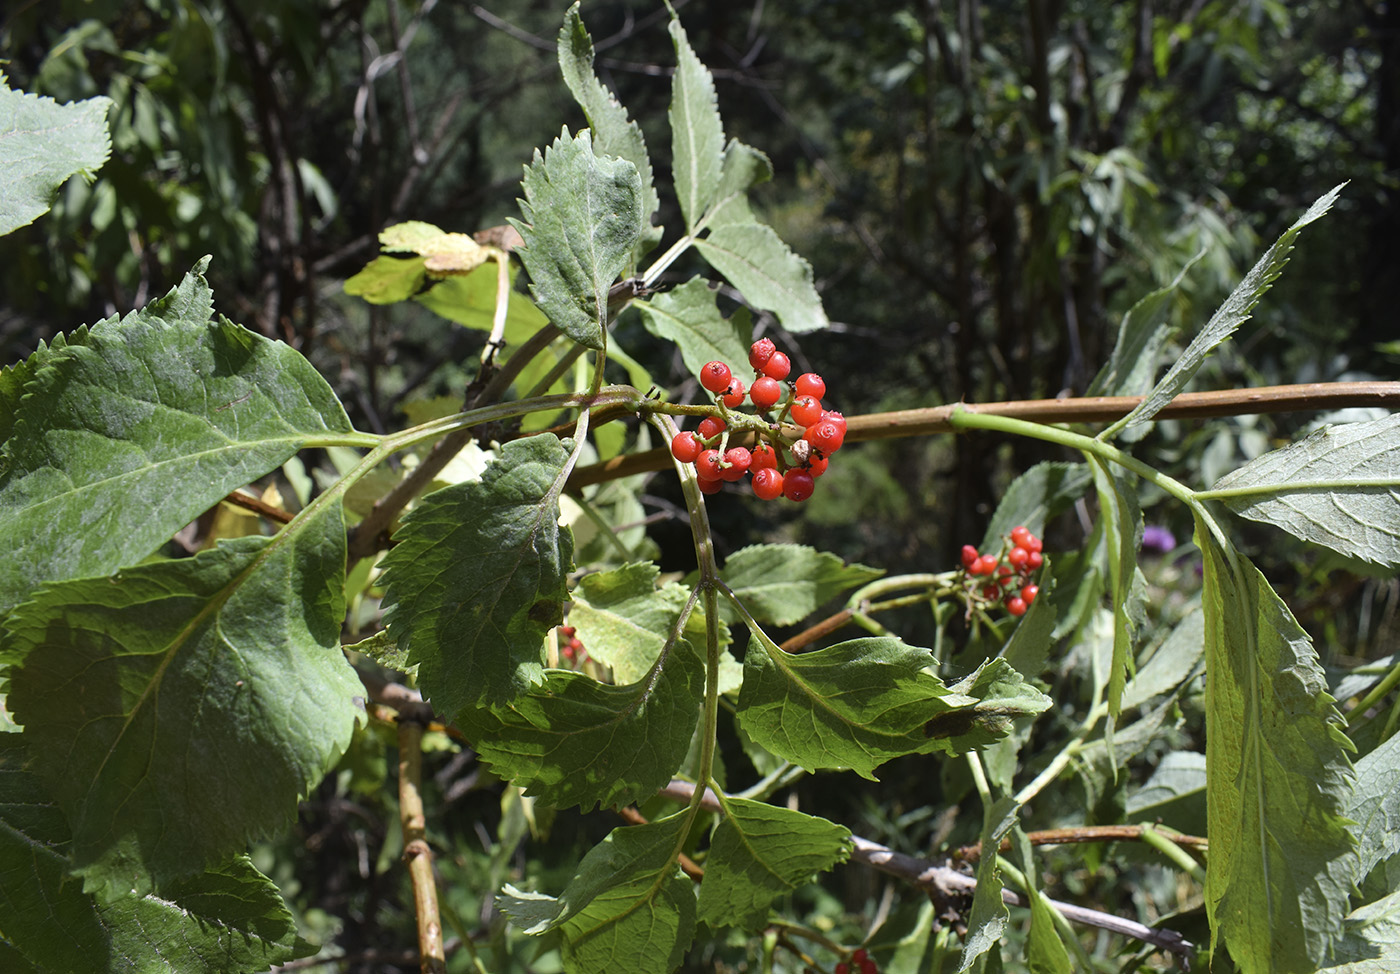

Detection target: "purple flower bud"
[1140, 525, 1176, 555]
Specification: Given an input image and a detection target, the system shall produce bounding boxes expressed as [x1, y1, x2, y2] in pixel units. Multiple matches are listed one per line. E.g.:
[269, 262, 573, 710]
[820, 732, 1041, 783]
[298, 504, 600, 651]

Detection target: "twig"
[658, 779, 1195, 963]
[955, 824, 1208, 863]
[618, 805, 705, 881]
[398, 707, 447, 974]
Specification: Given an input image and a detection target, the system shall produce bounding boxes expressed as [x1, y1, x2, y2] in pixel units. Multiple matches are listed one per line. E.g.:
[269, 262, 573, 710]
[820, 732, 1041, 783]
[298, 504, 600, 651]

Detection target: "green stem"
[1196, 477, 1400, 502]
[1345, 655, 1400, 726]
[1014, 700, 1107, 806]
[1139, 823, 1208, 885]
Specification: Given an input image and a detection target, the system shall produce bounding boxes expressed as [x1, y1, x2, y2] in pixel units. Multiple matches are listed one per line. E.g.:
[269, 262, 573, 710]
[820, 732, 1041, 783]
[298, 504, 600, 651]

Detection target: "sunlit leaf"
[0, 78, 112, 235]
[695, 223, 829, 334]
[1321, 890, 1400, 973]
[635, 277, 750, 384]
[666, 15, 724, 232]
[716, 544, 882, 627]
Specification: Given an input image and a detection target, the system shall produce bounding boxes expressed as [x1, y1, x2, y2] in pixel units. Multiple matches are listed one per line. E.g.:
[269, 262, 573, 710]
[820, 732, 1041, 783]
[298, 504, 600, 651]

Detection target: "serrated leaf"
[667, 15, 724, 232]
[1350, 730, 1400, 881]
[1196, 523, 1356, 973]
[698, 797, 850, 930]
[957, 797, 1019, 973]
[1208, 414, 1400, 568]
[1121, 605, 1205, 712]
[1089, 458, 1145, 718]
[558, 4, 660, 265]
[0, 261, 361, 615]
[510, 128, 643, 350]
[695, 223, 829, 333]
[569, 563, 693, 685]
[1115, 185, 1342, 433]
[1322, 889, 1400, 973]
[457, 638, 702, 811]
[979, 462, 1093, 554]
[705, 140, 773, 229]
[501, 815, 696, 974]
[380, 435, 575, 716]
[0, 79, 112, 235]
[718, 544, 882, 627]
[737, 638, 1050, 779]
[378, 219, 491, 272]
[1087, 252, 1202, 400]
[3, 501, 361, 899]
[1126, 750, 1207, 818]
[0, 740, 313, 973]
[635, 277, 750, 383]
[998, 575, 1057, 680]
[343, 254, 429, 303]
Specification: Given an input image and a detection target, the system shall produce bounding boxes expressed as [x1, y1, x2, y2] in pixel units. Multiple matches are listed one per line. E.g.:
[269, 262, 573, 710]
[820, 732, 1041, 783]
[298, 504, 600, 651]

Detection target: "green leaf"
[3, 501, 361, 899]
[635, 277, 750, 383]
[1115, 185, 1343, 433]
[737, 638, 1050, 779]
[499, 815, 696, 974]
[956, 797, 1018, 973]
[510, 128, 643, 350]
[718, 544, 882, 627]
[1322, 889, 1400, 973]
[1196, 523, 1356, 973]
[558, 3, 660, 264]
[457, 638, 703, 811]
[979, 462, 1093, 554]
[1121, 606, 1205, 712]
[698, 797, 851, 931]
[1350, 729, 1400, 882]
[0, 740, 313, 973]
[343, 254, 428, 303]
[695, 223, 829, 334]
[380, 435, 575, 716]
[1126, 750, 1207, 821]
[0, 261, 361, 615]
[1088, 458, 1145, 718]
[706, 140, 773, 228]
[998, 574, 1057, 680]
[667, 15, 724, 232]
[0, 78, 112, 235]
[1208, 414, 1400, 569]
[569, 563, 692, 685]
[1088, 252, 1202, 402]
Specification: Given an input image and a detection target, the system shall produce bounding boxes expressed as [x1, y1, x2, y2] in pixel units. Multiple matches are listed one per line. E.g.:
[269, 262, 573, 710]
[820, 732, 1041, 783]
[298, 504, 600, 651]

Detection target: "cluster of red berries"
[960, 525, 1043, 616]
[557, 625, 587, 664]
[671, 339, 846, 502]
[835, 948, 878, 974]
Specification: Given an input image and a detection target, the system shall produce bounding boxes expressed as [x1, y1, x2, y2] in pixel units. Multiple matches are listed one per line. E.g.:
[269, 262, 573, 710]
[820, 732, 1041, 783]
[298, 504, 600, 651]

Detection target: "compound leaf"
[569, 562, 693, 685]
[737, 638, 1049, 779]
[510, 129, 643, 350]
[0, 78, 112, 235]
[1209, 413, 1400, 569]
[0, 261, 362, 615]
[457, 638, 703, 811]
[380, 435, 575, 716]
[667, 15, 724, 232]
[698, 797, 850, 931]
[1196, 523, 1356, 974]
[695, 223, 829, 334]
[1115, 185, 1342, 433]
[717, 544, 882, 627]
[635, 277, 750, 385]
[3, 501, 361, 900]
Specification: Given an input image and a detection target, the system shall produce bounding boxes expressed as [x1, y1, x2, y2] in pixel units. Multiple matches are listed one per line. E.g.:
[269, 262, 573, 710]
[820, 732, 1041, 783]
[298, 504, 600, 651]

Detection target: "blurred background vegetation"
[2, 1, 1397, 970]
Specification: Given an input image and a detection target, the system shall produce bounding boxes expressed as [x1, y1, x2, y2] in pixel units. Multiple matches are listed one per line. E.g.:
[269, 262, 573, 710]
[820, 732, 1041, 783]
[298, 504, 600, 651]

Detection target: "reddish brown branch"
[955, 824, 1208, 863]
[398, 714, 447, 974]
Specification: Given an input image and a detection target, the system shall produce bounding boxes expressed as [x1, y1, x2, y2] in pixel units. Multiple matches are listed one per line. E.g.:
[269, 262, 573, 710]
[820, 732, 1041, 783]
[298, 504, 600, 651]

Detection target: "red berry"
[698, 477, 723, 494]
[806, 453, 830, 477]
[971, 554, 998, 576]
[996, 565, 1014, 585]
[1021, 584, 1039, 604]
[720, 378, 746, 408]
[762, 351, 791, 380]
[961, 545, 980, 569]
[982, 584, 1000, 599]
[835, 964, 850, 974]
[852, 949, 869, 963]
[806, 420, 845, 454]
[790, 395, 823, 427]
[1006, 596, 1027, 616]
[748, 337, 776, 370]
[1010, 525, 1032, 549]
[700, 361, 733, 393]
[1007, 546, 1029, 569]
[671, 431, 702, 463]
[695, 449, 724, 480]
[751, 466, 784, 500]
[859, 960, 877, 974]
[1026, 534, 1043, 554]
[820, 410, 848, 435]
[697, 416, 727, 440]
[750, 375, 783, 410]
[782, 468, 815, 501]
[1027, 550, 1044, 569]
[721, 447, 752, 482]
[750, 441, 779, 469]
[794, 372, 826, 399]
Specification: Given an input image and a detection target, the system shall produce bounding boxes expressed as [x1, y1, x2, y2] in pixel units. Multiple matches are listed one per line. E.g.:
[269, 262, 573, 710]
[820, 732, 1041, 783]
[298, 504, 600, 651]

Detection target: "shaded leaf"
[1322, 890, 1400, 973]
[635, 278, 750, 383]
[510, 129, 643, 349]
[1121, 606, 1205, 712]
[717, 544, 882, 627]
[979, 462, 1093, 554]
[1196, 523, 1356, 973]
[956, 796, 1018, 973]
[0, 261, 361, 615]
[0, 78, 112, 235]
[380, 435, 575, 716]
[457, 638, 703, 811]
[667, 15, 724, 231]
[698, 797, 851, 931]
[1349, 729, 1400, 882]
[3, 501, 361, 899]
[1116, 185, 1343, 433]
[737, 638, 1050, 779]
[1089, 458, 1145, 718]
[1088, 253, 1202, 401]
[695, 223, 829, 334]
[1209, 413, 1400, 569]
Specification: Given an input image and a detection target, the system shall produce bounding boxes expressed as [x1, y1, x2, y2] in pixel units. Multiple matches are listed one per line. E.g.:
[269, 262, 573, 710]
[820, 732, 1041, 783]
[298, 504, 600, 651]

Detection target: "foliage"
[1, 4, 1398, 974]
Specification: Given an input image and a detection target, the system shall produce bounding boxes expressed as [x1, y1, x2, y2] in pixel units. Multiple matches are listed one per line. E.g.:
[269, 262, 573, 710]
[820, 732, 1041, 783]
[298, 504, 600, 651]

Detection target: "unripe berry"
[762, 351, 791, 380]
[700, 361, 733, 393]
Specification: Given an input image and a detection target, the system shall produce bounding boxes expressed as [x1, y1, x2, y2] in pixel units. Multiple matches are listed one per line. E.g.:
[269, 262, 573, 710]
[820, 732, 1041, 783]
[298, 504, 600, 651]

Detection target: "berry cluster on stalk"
[959, 525, 1043, 617]
[670, 339, 846, 502]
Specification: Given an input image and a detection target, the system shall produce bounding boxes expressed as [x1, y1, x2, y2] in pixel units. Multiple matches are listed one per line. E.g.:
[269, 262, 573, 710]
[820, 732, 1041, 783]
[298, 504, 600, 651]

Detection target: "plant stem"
[397, 711, 446, 974]
[1139, 823, 1209, 885]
